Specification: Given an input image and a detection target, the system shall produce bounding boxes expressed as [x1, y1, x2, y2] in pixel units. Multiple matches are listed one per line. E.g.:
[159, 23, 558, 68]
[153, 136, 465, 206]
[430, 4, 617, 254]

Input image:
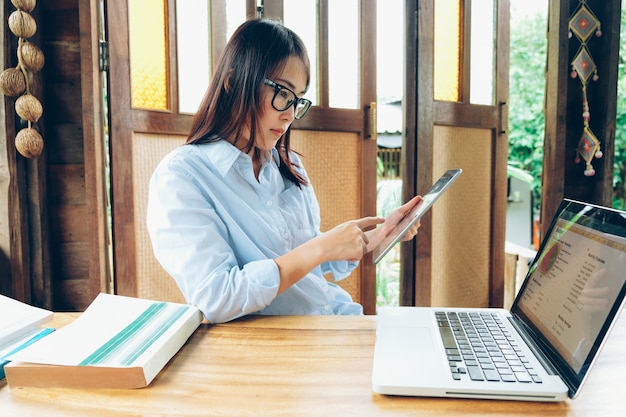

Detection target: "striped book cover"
[0, 294, 53, 351]
[0, 327, 55, 380]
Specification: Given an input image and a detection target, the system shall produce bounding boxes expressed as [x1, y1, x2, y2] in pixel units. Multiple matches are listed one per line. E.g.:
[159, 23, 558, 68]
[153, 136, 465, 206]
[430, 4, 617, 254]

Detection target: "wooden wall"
[0, 0, 53, 306]
[39, 0, 106, 311]
[40, 0, 84, 310]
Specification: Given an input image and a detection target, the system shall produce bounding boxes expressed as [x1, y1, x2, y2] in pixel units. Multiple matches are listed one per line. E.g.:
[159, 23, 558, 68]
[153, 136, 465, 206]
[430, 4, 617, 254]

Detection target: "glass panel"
[284, 0, 318, 105]
[225, 1, 246, 41]
[129, 0, 168, 110]
[377, 0, 403, 104]
[434, 0, 461, 102]
[470, 0, 495, 105]
[177, 0, 210, 114]
[376, 0, 404, 307]
[328, 0, 359, 108]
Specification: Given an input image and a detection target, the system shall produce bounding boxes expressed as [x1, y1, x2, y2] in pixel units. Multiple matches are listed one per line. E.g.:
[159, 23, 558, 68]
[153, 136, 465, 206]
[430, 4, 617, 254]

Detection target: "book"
[0, 328, 55, 379]
[5, 292, 204, 389]
[0, 294, 55, 379]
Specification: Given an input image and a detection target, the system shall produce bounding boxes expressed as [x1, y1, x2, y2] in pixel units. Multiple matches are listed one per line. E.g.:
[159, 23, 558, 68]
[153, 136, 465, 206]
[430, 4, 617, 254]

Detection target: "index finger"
[355, 216, 385, 230]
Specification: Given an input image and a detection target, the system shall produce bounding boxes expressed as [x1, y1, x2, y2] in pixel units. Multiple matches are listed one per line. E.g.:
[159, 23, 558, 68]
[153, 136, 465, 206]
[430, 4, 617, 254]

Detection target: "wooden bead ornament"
[1, 0, 45, 158]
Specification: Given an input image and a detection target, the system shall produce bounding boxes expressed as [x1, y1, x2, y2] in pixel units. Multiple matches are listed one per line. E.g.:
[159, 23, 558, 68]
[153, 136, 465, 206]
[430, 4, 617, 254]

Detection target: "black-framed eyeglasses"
[263, 78, 312, 120]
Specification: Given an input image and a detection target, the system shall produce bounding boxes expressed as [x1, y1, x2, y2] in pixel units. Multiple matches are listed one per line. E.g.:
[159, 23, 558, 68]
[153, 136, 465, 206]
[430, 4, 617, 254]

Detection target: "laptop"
[373, 168, 462, 264]
[372, 198, 626, 402]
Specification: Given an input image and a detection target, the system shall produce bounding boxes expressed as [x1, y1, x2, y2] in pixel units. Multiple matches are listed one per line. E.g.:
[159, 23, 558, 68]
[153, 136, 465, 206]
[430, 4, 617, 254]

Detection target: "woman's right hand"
[316, 217, 384, 262]
[274, 216, 383, 294]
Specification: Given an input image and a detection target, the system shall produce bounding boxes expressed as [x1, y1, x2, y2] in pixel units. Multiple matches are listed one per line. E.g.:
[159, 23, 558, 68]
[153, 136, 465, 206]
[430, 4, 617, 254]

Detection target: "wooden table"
[1, 311, 624, 416]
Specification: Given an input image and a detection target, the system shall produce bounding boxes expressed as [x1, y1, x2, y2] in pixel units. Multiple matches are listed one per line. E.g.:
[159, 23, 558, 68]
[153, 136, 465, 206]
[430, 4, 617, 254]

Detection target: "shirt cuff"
[321, 260, 358, 281]
[243, 259, 281, 305]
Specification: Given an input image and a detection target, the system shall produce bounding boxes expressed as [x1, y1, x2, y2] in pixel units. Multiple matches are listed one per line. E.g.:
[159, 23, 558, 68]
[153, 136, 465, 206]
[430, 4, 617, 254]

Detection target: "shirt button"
[323, 305, 332, 313]
[282, 232, 290, 239]
[266, 200, 273, 207]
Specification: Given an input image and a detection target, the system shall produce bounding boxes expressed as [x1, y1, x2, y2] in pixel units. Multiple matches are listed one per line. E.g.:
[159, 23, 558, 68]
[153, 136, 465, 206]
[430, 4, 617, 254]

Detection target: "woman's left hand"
[366, 196, 423, 251]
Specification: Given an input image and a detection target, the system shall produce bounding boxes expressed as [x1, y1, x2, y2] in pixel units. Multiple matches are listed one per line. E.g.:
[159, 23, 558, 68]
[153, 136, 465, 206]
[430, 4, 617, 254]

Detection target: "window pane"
[328, 0, 359, 108]
[284, 0, 318, 105]
[177, 0, 210, 114]
[129, 0, 168, 110]
[225, 1, 246, 41]
[377, 0, 403, 104]
[470, 0, 495, 105]
[434, 0, 461, 102]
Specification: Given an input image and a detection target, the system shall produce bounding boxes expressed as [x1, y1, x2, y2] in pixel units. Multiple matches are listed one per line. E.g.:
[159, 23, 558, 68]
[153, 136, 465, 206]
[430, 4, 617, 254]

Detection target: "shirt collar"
[200, 140, 279, 176]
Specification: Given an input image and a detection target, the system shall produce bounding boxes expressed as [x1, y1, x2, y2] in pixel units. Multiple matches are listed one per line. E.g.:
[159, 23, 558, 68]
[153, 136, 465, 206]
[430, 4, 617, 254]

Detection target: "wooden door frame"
[403, 0, 509, 307]
[107, 1, 377, 313]
[263, 0, 378, 313]
[107, 0, 193, 297]
[108, 0, 240, 297]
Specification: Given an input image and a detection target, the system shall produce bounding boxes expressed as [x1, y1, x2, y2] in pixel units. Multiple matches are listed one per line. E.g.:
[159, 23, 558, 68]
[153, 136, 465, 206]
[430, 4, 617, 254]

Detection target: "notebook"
[373, 168, 462, 264]
[372, 198, 626, 402]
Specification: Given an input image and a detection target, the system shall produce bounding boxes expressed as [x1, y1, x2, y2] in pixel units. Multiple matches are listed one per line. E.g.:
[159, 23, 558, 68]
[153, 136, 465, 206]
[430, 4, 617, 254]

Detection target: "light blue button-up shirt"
[147, 140, 362, 323]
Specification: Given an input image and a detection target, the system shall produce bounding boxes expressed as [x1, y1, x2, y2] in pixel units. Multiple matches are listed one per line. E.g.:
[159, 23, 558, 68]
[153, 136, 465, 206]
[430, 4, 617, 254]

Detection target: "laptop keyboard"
[435, 311, 543, 384]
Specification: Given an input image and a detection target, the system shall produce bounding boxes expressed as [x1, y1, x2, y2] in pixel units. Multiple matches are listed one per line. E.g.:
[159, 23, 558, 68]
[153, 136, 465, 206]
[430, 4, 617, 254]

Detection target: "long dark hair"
[187, 18, 310, 187]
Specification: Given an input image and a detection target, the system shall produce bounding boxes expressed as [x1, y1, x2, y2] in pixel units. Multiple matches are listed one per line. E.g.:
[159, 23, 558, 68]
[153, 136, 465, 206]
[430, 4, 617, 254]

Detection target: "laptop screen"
[512, 199, 626, 396]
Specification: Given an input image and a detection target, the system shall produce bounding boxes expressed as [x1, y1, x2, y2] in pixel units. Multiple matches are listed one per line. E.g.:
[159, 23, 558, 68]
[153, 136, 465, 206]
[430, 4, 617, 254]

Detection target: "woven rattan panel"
[133, 133, 186, 303]
[431, 125, 491, 307]
[291, 130, 362, 304]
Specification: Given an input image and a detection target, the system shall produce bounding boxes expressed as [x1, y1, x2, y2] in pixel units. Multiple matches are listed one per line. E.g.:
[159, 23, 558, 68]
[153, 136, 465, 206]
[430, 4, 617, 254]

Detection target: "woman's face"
[254, 56, 308, 151]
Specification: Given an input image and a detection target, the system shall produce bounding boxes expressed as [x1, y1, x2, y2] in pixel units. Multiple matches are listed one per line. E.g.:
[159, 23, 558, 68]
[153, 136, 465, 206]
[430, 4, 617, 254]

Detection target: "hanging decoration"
[569, 1, 602, 176]
[0, 0, 45, 159]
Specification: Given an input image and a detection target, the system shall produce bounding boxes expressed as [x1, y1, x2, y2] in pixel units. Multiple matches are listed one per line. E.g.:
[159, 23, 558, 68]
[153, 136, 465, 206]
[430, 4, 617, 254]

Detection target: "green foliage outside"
[507, 6, 546, 212]
[612, 1, 626, 209]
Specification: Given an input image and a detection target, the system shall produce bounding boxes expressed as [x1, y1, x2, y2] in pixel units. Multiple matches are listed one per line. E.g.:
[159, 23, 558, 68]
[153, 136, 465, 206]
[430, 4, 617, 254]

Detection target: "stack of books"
[1, 293, 203, 388]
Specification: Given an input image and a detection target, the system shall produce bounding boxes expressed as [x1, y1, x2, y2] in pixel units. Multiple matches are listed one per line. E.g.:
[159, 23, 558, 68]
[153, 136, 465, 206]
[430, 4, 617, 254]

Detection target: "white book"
[5, 293, 203, 389]
[0, 294, 54, 379]
[0, 294, 53, 348]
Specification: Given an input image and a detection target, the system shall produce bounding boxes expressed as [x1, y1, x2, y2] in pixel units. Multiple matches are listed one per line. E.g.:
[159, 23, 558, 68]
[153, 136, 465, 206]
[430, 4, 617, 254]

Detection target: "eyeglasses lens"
[273, 89, 294, 111]
[268, 80, 311, 119]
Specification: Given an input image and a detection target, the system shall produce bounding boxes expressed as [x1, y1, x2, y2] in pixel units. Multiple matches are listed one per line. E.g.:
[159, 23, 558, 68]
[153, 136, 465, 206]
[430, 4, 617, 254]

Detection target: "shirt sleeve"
[146, 161, 280, 324]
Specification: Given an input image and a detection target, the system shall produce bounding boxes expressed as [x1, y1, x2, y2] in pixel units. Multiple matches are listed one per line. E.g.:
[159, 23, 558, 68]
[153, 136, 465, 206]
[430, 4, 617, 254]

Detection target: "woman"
[147, 18, 420, 323]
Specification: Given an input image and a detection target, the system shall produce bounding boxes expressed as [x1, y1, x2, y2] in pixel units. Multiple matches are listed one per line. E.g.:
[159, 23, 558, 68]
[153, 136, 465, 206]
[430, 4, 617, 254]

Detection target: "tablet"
[373, 168, 462, 264]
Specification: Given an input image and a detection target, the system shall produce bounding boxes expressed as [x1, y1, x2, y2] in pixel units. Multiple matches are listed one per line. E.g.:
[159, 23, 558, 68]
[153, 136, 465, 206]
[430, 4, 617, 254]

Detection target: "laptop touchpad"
[378, 326, 434, 353]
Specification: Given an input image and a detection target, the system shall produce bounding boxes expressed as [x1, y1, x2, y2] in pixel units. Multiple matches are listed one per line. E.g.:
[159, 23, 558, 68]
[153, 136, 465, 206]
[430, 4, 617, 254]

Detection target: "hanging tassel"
[570, 0, 602, 177]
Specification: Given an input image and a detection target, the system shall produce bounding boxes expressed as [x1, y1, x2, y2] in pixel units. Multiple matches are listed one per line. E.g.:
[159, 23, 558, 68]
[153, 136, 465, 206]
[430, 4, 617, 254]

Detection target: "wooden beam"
[542, 0, 621, 239]
[541, 0, 571, 238]
[80, 0, 112, 300]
